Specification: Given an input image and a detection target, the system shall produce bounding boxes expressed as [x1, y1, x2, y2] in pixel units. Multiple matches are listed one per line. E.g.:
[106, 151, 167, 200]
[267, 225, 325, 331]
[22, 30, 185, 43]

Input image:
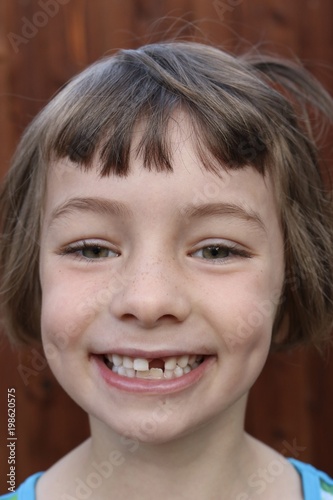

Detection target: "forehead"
[43, 113, 280, 232]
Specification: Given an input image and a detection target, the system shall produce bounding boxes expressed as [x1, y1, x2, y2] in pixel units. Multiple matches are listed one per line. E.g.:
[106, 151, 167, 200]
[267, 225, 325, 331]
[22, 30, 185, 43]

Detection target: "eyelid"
[59, 239, 120, 261]
[190, 241, 252, 262]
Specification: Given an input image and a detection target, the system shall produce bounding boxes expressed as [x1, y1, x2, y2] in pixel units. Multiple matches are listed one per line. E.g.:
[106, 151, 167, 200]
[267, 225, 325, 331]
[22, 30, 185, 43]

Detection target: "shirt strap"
[288, 458, 323, 500]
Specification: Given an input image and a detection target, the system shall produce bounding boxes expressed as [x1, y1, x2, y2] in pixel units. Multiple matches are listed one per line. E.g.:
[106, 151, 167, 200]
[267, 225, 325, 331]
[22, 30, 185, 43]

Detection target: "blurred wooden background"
[1, 0, 333, 492]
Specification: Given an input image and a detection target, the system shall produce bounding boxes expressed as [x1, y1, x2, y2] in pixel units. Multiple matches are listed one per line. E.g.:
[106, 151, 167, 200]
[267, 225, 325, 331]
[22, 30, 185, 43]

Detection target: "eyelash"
[59, 241, 251, 264]
[59, 241, 119, 262]
[190, 244, 252, 263]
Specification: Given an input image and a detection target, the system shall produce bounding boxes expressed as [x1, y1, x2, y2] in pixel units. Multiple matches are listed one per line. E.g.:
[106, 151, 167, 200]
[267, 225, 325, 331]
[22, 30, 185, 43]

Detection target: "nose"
[109, 255, 191, 328]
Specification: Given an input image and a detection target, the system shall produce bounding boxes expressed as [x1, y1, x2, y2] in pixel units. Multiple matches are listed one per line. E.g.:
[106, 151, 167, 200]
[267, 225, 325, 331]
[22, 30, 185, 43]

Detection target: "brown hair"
[1, 41, 333, 349]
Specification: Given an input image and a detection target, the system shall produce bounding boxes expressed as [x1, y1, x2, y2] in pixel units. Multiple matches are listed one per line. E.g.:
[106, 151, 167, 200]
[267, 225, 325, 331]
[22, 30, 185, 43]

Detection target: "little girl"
[1, 40, 333, 499]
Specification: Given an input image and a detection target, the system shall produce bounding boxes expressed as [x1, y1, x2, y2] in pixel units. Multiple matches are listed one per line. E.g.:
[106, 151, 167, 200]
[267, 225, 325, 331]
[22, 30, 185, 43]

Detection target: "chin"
[90, 405, 200, 446]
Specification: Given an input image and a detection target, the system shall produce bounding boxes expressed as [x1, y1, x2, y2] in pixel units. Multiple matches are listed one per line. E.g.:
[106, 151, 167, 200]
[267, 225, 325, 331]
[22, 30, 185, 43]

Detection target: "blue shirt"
[290, 459, 333, 500]
[1, 460, 333, 499]
[0, 472, 42, 500]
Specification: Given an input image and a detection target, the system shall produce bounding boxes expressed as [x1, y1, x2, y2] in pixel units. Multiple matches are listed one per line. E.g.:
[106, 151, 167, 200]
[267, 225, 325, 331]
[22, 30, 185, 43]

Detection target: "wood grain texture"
[0, 1, 13, 180]
[0, 0, 332, 491]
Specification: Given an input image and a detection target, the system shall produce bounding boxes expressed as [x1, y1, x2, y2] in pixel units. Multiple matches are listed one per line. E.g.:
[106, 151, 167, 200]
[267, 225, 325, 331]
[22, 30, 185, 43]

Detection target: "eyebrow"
[180, 202, 266, 233]
[49, 197, 266, 234]
[49, 197, 133, 225]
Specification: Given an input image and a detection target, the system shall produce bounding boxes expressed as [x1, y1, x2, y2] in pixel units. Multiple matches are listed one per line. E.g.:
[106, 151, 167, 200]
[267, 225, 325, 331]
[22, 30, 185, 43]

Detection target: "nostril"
[118, 312, 185, 329]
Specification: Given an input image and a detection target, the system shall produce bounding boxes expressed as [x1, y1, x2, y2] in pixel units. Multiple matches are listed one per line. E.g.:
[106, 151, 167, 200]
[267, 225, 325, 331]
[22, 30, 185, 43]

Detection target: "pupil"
[203, 246, 229, 259]
[83, 246, 106, 258]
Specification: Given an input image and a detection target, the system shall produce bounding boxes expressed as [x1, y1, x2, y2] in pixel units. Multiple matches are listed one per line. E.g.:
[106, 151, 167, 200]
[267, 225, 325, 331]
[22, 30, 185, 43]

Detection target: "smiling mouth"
[103, 354, 205, 380]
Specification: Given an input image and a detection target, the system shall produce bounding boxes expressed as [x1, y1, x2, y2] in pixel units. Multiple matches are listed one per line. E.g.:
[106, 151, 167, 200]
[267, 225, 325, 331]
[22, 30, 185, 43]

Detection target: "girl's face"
[39, 113, 285, 443]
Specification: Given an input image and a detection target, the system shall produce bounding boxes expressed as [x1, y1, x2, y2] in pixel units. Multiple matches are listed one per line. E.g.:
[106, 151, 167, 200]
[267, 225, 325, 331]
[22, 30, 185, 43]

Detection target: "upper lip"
[92, 348, 213, 358]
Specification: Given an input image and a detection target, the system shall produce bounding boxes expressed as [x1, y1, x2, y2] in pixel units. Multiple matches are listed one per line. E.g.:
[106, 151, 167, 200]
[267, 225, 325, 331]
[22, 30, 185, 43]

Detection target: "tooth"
[164, 357, 177, 370]
[188, 355, 196, 365]
[107, 354, 201, 379]
[118, 366, 127, 376]
[174, 366, 184, 377]
[112, 354, 122, 367]
[177, 355, 189, 368]
[123, 356, 134, 369]
[149, 368, 164, 379]
[164, 369, 174, 379]
[133, 358, 149, 371]
[136, 370, 151, 379]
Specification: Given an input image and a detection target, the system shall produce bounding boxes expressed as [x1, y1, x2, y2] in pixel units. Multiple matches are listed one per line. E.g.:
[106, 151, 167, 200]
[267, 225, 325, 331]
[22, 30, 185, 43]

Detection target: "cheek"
[223, 298, 274, 356]
[40, 291, 80, 359]
[203, 271, 281, 353]
[40, 270, 103, 355]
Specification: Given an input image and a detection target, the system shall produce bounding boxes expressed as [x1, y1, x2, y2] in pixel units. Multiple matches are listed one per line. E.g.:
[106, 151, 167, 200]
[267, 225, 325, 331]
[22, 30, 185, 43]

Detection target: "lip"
[92, 354, 216, 395]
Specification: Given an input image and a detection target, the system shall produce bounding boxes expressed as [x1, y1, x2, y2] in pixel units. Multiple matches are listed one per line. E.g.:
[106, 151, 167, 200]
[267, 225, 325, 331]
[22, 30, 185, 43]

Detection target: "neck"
[78, 396, 255, 499]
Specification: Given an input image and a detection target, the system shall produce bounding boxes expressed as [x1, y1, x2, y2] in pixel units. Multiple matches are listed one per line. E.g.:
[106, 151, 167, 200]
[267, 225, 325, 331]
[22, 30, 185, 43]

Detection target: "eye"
[80, 245, 117, 259]
[60, 241, 119, 261]
[200, 246, 231, 259]
[191, 244, 251, 262]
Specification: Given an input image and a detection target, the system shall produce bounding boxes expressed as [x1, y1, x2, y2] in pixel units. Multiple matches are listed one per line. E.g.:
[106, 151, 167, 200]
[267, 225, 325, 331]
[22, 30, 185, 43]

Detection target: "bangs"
[40, 43, 276, 177]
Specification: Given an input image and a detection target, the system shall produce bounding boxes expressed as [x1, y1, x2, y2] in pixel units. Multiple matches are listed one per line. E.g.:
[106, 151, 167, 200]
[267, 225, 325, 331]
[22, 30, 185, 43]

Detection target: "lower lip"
[92, 355, 216, 395]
